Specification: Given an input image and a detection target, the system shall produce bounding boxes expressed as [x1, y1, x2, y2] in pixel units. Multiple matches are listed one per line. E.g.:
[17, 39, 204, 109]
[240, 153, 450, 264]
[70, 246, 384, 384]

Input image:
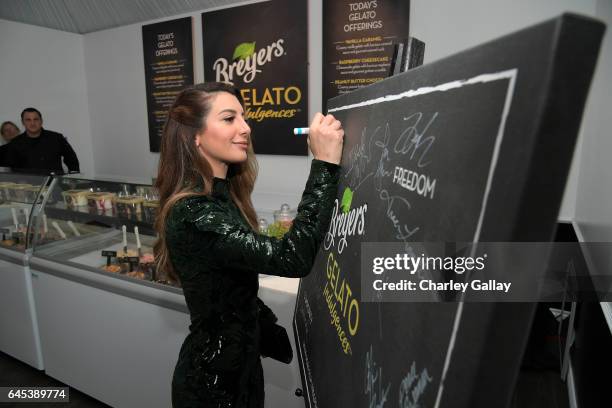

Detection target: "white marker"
[42, 214, 48, 234]
[24, 208, 30, 225]
[293, 127, 309, 135]
[52, 221, 67, 240]
[67, 221, 81, 237]
[134, 226, 142, 257]
[11, 208, 19, 230]
[122, 225, 128, 255]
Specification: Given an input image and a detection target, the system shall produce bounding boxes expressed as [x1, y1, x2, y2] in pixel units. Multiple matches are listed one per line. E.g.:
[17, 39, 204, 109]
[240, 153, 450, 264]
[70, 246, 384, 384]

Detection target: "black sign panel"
[202, 0, 308, 155]
[143, 17, 194, 152]
[294, 14, 604, 408]
[323, 0, 410, 106]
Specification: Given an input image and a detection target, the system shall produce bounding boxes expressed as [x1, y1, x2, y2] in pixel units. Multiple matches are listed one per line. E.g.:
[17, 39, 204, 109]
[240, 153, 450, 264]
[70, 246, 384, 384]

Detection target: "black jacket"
[0, 128, 79, 173]
[0, 142, 12, 167]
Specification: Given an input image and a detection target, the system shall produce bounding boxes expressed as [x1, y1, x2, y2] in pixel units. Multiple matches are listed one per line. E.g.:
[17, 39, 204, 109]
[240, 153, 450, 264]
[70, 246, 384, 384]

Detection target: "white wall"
[0, 19, 95, 177]
[574, 0, 612, 280]
[83, 21, 159, 185]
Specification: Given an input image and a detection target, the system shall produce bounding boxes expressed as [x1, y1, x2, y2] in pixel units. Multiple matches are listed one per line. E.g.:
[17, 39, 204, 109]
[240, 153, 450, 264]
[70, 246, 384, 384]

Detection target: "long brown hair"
[154, 82, 258, 282]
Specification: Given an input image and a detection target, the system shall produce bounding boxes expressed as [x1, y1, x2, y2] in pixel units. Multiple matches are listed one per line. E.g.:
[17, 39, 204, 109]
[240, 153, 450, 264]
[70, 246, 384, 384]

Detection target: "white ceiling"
[0, 0, 250, 34]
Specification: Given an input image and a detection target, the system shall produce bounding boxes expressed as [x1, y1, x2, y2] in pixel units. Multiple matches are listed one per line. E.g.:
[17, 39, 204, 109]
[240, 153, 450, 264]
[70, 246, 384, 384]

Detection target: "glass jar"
[269, 203, 296, 238]
[62, 189, 89, 209]
[118, 184, 129, 197]
[274, 203, 295, 229]
[0, 182, 15, 203]
[143, 200, 159, 223]
[12, 184, 31, 202]
[86, 192, 116, 212]
[114, 195, 144, 219]
[24, 185, 41, 204]
[258, 218, 269, 235]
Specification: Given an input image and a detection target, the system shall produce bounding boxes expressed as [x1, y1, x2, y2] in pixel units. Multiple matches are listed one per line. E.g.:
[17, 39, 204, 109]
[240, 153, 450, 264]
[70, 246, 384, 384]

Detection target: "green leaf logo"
[341, 187, 353, 213]
[233, 42, 256, 61]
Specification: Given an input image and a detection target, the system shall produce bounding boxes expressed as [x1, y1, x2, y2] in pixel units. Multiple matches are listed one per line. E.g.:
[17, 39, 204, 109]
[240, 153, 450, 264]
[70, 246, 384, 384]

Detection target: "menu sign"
[142, 17, 194, 152]
[323, 0, 410, 105]
[202, 0, 308, 155]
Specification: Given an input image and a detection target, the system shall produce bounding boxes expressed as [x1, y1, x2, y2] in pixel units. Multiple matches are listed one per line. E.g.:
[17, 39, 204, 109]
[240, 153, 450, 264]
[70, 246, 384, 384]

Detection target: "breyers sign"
[203, 0, 308, 155]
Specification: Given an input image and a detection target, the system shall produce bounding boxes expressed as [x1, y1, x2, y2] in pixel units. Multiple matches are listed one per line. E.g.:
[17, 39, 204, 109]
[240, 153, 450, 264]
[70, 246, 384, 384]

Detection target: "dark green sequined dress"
[166, 160, 340, 408]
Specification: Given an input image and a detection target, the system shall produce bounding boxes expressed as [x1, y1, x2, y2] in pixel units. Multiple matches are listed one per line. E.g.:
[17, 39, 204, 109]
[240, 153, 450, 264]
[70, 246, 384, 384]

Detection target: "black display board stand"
[294, 14, 604, 408]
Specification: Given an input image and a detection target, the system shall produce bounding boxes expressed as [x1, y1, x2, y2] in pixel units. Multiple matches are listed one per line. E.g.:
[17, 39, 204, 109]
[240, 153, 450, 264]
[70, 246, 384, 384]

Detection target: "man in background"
[2, 108, 80, 173]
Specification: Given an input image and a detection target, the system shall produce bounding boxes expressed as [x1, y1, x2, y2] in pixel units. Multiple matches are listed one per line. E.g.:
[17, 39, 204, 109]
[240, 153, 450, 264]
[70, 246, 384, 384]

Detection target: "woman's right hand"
[308, 113, 344, 165]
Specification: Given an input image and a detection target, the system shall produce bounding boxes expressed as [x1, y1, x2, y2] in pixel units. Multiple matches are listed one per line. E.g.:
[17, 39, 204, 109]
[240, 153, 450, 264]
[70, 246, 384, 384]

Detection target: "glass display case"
[0, 170, 52, 253]
[28, 174, 178, 289]
[0, 170, 52, 370]
[0, 171, 298, 293]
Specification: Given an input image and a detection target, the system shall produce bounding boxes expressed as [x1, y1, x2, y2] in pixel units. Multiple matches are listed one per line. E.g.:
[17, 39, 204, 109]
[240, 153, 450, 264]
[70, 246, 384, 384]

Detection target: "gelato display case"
[25, 174, 190, 408]
[0, 171, 51, 371]
[0, 173, 52, 252]
[29, 175, 178, 290]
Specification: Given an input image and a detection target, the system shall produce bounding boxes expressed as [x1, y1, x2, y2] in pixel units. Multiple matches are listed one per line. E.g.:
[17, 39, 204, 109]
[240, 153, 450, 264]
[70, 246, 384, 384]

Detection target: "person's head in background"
[154, 82, 258, 281]
[21, 107, 43, 137]
[0, 121, 20, 142]
[156, 82, 256, 199]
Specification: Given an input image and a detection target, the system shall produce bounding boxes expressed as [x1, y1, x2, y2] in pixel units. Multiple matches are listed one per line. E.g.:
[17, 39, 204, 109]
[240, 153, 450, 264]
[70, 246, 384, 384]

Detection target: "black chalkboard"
[294, 14, 604, 408]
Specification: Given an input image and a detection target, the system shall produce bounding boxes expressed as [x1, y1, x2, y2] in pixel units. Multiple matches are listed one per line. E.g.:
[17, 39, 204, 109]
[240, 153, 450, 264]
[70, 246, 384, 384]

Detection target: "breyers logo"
[213, 39, 285, 84]
[324, 188, 367, 254]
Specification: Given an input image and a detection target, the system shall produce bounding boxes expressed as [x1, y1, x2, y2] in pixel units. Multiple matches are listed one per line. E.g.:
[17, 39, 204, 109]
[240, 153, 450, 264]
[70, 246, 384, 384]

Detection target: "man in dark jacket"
[2, 107, 80, 173]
